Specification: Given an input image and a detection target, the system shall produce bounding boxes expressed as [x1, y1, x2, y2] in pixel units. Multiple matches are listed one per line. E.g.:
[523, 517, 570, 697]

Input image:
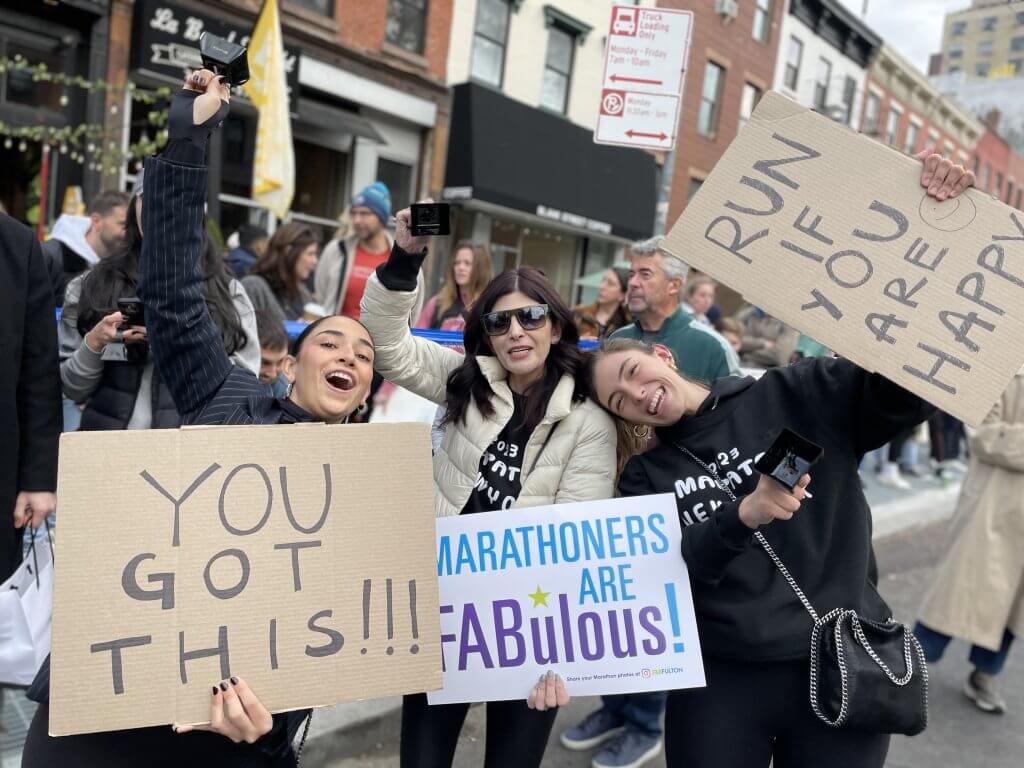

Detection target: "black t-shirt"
[461, 392, 530, 514]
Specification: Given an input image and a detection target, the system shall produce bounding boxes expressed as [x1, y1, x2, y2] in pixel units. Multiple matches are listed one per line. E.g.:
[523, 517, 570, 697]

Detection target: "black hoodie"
[619, 356, 933, 662]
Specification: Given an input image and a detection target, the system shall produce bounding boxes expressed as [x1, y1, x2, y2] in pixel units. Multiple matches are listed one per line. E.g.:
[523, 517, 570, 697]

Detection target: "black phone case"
[754, 428, 823, 490]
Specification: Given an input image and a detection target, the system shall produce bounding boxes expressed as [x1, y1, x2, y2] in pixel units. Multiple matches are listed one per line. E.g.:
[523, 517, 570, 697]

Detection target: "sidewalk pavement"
[0, 466, 967, 768]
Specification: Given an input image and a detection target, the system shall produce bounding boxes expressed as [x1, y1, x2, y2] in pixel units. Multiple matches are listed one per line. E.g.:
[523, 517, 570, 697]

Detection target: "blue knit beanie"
[351, 181, 391, 224]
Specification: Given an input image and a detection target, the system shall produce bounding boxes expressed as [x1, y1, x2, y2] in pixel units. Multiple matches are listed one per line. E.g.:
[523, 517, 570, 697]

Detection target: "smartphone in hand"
[754, 428, 823, 491]
[117, 297, 145, 328]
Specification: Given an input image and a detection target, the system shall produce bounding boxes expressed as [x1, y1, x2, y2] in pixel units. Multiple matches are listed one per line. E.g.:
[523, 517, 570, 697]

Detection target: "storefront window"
[2, 41, 63, 110]
[489, 217, 521, 274]
[376, 157, 414, 214]
[520, 228, 578, 300]
[293, 139, 348, 220]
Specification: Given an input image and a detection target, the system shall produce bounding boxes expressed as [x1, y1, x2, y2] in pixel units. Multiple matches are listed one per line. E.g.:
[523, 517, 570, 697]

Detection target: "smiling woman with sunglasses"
[360, 208, 616, 768]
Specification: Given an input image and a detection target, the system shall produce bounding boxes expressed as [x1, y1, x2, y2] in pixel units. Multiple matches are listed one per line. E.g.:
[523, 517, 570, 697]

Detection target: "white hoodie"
[48, 214, 99, 265]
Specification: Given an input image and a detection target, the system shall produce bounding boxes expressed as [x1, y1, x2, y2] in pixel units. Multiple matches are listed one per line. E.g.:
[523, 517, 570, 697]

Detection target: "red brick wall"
[337, 0, 452, 83]
[659, 0, 786, 225]
[860, 77, 972, 166]
[974, 129, 1012, 200]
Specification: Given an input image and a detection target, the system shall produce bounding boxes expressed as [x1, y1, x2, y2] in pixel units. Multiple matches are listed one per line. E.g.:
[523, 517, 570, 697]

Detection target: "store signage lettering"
[134, 0, 300, 104]
[536, 205, 613, 235]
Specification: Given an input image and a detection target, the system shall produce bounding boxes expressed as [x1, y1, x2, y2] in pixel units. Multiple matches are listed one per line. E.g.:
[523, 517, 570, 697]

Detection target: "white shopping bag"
[0, 533, 53, 686]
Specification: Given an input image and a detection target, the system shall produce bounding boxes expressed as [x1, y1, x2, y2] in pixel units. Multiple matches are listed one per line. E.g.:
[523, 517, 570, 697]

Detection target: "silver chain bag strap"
[674, 443, 928, 735]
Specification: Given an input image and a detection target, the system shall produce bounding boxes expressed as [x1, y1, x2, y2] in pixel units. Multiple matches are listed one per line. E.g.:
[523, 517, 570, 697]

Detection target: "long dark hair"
[249, 222, 319, 302]
[78, 202, 247, 355]
[443, 267, 586, 433]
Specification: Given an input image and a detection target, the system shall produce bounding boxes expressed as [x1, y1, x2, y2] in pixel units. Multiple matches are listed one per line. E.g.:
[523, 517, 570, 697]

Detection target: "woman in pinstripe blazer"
[23, 70, 367, 768]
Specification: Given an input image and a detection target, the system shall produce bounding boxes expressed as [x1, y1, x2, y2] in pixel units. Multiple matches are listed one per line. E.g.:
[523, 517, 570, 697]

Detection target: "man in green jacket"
[610, 236, 739, 382]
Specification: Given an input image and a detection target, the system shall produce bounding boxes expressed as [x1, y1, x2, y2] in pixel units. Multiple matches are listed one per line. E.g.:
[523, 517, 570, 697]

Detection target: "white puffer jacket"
[361, 272, 616, 517]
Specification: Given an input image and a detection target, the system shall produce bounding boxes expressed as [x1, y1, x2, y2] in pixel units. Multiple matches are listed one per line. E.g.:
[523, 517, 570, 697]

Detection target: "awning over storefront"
[297, 98, 385, 143]
[444, 82, 656, 242]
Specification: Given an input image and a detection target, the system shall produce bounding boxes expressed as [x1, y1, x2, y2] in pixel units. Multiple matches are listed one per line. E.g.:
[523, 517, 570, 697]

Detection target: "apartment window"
[885, 107, 901, 146]
[1012, 36, 1024, 52]
[813, 57, 832, 110]
[947, 46, 962, 59]
[904, 121, 920, 154]
[291, 0, 333, 15]
[973, 155, 980, 175]
[948, 66, 962, 74]
[540, 25, 575, 113]
[1007, 180, 1016, 205]
[978, 40, 993, 56]
[784, 36, 803, 90]
[982, 16, 997, 32]
[982, 162, 992, 192]
[688, 177, 704, 202]
[977, 62, 991, 77]
[995, 172, 1004, 196]
[1012, 59, 1024, 74]
[1018, 11, 1024, 26]
[951, 21, 967, 36]
[470, 0, 512, 87]
[928, 129, 940, 151]
[863, 91, 880, 135]
[698, 61, 726, 137]
[753, 0, 773, 44]
[943, 141, 954, 159]
[959, 152, 969, 168]
[739, 82, 762, 130]
[1016, 188, 1023, 210]
[840, 76, 856, 124]
[386, 0, 428, 54]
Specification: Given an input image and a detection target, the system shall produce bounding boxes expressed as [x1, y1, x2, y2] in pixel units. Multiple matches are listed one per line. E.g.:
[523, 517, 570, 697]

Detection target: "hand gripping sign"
[428, 495, 705, 704]
[50, 423, 441, 735]
[665, 91, 1024, 427]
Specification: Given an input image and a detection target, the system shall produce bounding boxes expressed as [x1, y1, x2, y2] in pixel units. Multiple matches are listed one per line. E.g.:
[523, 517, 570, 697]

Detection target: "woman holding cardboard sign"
[360, 207, 616, 764]
[579, 154, 976, 767]
[23, 71, 337, 768]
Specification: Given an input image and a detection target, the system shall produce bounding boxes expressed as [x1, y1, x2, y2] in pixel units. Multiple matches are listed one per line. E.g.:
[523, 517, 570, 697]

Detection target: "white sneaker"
[877, 462, 911, 490]
[943, 459, 969, 473]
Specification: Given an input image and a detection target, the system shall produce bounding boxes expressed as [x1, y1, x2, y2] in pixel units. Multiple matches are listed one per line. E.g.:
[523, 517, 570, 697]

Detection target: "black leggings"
[664, 658, 890, 768]
[399, 693, 557, 768]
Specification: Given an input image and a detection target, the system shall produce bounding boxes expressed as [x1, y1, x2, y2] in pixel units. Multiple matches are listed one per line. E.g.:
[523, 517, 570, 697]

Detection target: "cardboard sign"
[428, 495, 705, 704]
[594, 5, 693, 151]
[665, 92, 1024, 426]
[51, 423, 441, 736]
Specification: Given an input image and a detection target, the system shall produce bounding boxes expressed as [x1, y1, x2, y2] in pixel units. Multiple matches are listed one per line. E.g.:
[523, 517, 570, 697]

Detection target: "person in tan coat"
[360, 207, 615, 768]
[914, 366, 1024, 714]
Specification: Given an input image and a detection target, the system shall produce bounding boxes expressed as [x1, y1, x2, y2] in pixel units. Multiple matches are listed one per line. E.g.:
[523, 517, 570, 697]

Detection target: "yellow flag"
[244, 0, 294, 218]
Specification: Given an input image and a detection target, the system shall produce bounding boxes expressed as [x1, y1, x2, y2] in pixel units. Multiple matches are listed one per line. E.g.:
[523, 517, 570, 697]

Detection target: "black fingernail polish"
[230, 676, 238, 685]
[212, 686, 219, 695]
[219, 681, 228, 691]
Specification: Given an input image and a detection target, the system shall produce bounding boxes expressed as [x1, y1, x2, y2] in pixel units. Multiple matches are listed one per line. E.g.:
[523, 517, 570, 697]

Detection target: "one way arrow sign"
[594, 5, 693, 151]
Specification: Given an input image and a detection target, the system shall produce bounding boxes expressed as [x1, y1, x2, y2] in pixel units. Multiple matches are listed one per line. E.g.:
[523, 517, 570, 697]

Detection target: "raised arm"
[137, 73, 236, 418]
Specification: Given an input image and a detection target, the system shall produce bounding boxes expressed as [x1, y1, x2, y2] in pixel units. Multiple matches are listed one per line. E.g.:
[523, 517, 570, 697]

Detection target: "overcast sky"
[835, 0, 973, 72]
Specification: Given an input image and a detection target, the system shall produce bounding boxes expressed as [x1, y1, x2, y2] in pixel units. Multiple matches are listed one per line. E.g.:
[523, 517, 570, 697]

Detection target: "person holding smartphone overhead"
[581, 149, 976, 768]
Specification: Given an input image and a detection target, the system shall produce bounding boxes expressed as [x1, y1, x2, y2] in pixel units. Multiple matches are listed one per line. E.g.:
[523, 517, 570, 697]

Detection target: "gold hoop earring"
[633, 424, 651, 440]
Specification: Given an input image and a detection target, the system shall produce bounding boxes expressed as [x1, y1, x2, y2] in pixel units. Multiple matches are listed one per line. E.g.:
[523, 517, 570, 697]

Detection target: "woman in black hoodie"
[584, 152, 975, 768]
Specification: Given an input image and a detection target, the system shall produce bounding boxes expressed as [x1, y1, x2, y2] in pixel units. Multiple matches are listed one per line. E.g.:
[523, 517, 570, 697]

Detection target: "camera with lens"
[199, 32, 250, 87]
[409, 202, 451, 237]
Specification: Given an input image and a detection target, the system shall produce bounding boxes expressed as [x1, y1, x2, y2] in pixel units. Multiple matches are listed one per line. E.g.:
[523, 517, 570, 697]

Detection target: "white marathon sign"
[594, 5, 693, 151]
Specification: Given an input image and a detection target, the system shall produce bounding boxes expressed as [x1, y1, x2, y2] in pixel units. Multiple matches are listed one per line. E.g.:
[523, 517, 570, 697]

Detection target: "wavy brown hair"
[249, 221, 320, 302]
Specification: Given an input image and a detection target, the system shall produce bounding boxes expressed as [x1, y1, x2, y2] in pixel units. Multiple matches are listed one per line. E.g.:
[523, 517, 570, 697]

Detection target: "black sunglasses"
[481, 304, 550, 336]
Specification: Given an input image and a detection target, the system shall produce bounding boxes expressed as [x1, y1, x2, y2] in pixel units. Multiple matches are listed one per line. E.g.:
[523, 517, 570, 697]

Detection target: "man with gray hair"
[609, 237, 738, 380]
[561, 237, 737, 768]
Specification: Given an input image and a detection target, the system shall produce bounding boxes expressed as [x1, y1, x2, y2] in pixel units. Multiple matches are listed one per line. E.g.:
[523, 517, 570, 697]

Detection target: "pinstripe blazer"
[137, 156, 312, 427]
[134, 153, 310, 760]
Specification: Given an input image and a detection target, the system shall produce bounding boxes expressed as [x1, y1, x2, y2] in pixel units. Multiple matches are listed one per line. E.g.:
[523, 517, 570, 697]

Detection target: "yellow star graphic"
[528, 585, 550, 608]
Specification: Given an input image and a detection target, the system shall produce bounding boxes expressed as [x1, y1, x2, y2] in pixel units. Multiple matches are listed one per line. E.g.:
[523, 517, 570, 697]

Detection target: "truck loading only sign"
[594, 5, 693, 151]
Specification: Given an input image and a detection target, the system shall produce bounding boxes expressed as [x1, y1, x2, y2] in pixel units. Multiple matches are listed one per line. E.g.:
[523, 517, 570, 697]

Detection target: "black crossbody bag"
[675, 443, 929, 736]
